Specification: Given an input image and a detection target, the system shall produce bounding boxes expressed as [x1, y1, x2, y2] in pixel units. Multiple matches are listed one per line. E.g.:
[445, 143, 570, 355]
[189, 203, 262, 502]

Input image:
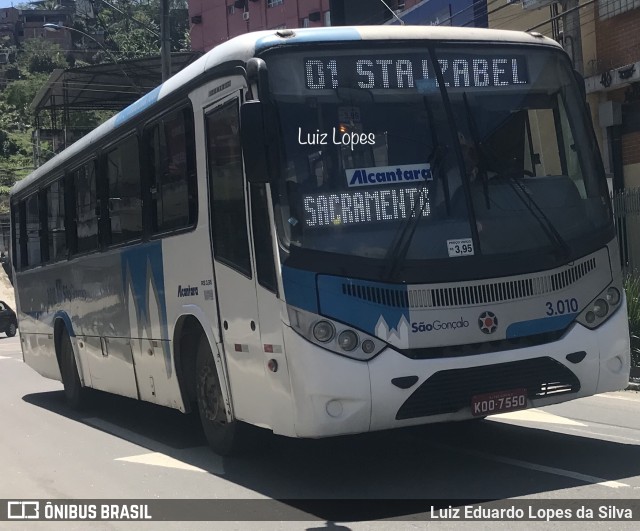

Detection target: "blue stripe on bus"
[282, 266, 318, 313]
[255, 28, 362, 52]
[317, 275, 409, 336]
[506, 314, 577, 339]
[114, 85, 162, 127]
[120, 241, 172, 376]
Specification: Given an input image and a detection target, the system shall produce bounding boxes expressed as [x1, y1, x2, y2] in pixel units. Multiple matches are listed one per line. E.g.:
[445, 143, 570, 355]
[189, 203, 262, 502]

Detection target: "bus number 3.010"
[545, 298, 579, 316]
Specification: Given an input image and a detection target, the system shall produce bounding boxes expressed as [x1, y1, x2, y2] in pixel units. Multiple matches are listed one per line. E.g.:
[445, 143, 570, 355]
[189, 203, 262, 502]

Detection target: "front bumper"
[282, 301, 630, 438]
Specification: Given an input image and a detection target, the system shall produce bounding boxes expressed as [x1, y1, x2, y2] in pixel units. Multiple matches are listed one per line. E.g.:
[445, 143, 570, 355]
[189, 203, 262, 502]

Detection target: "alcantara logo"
[411, 318, 470, 333]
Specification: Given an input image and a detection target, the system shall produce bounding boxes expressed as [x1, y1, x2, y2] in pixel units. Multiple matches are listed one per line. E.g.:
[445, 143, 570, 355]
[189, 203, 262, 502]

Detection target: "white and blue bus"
[10, 26, 630, 455]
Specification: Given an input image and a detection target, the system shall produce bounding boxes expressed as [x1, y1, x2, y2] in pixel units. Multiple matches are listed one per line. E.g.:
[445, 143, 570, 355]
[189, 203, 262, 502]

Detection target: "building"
[188, 1, 493, 52]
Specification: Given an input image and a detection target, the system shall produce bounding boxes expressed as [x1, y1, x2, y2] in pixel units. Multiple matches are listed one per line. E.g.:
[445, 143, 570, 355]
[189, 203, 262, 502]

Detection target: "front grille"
[342, 256, 597, 309]
[396, 357, 581, 420]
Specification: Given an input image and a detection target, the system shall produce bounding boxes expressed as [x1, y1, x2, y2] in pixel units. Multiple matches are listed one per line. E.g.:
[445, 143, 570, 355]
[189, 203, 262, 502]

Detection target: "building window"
[599, 0, 640, 20]
[227, 5, 235, 15]
[268, 0, 283, 7]
[301, 17, 309, 27]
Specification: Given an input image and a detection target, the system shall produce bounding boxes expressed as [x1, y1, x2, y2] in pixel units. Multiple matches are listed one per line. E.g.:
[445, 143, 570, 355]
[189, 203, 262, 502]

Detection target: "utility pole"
[560, 0, 584, 75]
[160, 0, 171, 81]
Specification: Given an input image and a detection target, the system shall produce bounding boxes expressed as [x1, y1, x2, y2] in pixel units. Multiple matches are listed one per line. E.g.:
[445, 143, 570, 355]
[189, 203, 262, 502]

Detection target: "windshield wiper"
[460, 93, 571, 260]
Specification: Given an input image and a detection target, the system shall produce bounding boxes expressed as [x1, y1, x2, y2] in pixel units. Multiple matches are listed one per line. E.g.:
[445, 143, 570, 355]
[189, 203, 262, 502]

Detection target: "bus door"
[204, 92, 270, 424]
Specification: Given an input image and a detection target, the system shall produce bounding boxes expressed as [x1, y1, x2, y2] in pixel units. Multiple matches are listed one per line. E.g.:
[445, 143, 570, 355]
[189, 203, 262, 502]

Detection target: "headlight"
[287, 305, 386, 361]
[606, 287, 620, 305]
[337, 330, 359, 351]
[576, 282, 623, 329]
[313, 321, 335, 342]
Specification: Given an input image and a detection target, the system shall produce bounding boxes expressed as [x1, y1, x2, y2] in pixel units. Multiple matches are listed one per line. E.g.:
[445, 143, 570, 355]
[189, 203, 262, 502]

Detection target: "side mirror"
[241, 100, 271, 184]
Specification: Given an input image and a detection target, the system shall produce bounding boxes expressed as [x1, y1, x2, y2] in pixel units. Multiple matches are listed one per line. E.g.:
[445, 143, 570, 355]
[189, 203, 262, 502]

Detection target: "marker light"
[361, 339, 375, 354]
[313, 321, 335, 342]
[585, 311, 596, 324]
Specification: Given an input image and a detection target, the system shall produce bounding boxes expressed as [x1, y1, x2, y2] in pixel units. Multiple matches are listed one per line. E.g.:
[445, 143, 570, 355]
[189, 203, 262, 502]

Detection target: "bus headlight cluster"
[287, 305, 386, 361]
[577, 285, 622, 329]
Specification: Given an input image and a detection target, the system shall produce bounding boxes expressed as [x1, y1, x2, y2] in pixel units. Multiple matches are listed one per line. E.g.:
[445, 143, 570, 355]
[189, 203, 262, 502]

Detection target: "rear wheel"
[196, 335, 246, 456]
[60, 332, 89, 409]
[5, 322, 16, 337]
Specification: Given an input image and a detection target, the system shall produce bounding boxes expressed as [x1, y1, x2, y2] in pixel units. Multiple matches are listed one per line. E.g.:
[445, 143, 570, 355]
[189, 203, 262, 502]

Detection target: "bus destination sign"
[304, 55, 529, 91]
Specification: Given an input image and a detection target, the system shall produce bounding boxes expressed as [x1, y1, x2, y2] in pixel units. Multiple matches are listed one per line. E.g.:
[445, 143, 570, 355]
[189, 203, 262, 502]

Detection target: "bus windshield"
[265, 45, 612, 280]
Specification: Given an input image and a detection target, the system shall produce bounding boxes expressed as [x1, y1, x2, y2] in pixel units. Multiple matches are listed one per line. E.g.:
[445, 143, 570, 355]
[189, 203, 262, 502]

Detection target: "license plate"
[471, 388, 528, 416]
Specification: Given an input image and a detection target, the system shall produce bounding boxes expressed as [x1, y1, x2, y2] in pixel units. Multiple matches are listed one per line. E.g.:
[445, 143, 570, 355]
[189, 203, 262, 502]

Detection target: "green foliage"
[18, 39, 68, 74]
[625, 274, 640, 368]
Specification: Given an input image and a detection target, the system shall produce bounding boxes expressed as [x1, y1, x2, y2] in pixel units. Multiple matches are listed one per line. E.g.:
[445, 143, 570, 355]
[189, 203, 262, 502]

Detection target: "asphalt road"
[2, 333, 640, 530]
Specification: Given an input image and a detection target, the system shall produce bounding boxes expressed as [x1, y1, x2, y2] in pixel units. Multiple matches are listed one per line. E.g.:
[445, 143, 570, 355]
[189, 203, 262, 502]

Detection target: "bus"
[10, 26, 630, 455]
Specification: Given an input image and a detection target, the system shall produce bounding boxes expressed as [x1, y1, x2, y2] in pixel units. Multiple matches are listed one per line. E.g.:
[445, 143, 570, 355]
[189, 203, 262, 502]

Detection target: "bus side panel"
[121, 241, 184, 410]
[20, 332, 61, 382]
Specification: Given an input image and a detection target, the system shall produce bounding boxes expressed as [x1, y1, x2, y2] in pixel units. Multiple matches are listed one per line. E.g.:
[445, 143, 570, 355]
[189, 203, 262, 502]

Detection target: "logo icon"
[478, 311, 498, 334]
[7, 501, 39, 519]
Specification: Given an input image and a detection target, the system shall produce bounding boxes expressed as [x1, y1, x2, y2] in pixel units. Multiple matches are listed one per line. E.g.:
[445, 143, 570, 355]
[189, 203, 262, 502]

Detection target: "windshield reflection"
[265, 45, 612, 280]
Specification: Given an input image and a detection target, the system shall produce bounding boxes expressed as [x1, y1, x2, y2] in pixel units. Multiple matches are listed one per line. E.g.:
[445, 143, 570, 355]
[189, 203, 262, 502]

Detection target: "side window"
[206, 99, 252, 276]
[107, 135, 142, 245]
[47, 180, 67, 261]
[25, 193, 41, 267]
[11, 203, 22, 270]
[74, 160, 98, 253]
[147, 107, 196, 233]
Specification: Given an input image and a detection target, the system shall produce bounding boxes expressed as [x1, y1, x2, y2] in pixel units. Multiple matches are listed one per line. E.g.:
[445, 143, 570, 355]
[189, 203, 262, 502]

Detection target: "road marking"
[83, 417, 224, 475]
[491, 409, 586, 426]
[431, 443, 630, 489]
[116, 452, 207, 473]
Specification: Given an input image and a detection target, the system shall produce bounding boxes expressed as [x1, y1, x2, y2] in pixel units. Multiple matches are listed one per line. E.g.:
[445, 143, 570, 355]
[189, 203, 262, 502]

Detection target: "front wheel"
[5, 322, 16, 337]
[196, 336, 247, 456]
[60, 331, 90, 409]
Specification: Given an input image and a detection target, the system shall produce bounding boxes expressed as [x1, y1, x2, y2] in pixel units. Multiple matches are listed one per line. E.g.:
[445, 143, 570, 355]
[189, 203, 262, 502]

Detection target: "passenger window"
[107, 136, 142, 245]
[12, 202, 26, 270]
[47, 180, 67, 261]
[73, 160, 99, 253]
[147, 107, 196, 233]
[25, 193, 41, 267]
[206, 99, 252, 277]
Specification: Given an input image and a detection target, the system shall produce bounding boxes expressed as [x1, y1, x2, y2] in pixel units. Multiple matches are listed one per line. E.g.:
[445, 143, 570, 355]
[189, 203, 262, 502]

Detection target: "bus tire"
[196, 335, 245, 456]
[60, 331, 89, 409]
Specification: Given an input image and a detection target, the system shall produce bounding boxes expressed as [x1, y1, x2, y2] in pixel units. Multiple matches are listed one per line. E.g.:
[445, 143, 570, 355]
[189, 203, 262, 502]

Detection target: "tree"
[17, 39, 68, 74]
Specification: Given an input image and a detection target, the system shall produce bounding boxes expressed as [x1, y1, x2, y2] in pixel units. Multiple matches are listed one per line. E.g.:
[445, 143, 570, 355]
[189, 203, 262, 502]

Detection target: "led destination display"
[303, 186, 431, 228]
[304, 54, 529, 90]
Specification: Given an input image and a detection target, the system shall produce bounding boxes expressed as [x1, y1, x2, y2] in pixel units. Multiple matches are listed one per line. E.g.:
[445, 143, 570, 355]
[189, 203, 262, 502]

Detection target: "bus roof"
[12, 25, 560, 198]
